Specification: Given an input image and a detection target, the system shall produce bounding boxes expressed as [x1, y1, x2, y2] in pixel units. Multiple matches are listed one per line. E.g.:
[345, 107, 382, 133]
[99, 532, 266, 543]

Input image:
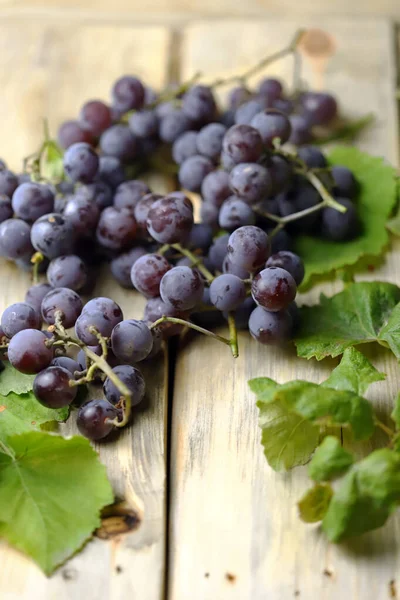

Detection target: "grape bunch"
[0, 32, 361, 441]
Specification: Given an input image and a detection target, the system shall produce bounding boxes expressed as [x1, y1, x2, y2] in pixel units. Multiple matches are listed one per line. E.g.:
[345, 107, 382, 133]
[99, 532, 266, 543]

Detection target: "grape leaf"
[295, 147, 399, 289]
[42, 140, 64, 182]
[322, 347, 385, 396]
[298, 483, 333, 523]
[0, 431, 113, 575]
[0, 363, 35, 396]
[0, 390, 69, 442]
[308, 436, 354, 482]
[295, 281, 400, 360]
[322, 449, 400, 542]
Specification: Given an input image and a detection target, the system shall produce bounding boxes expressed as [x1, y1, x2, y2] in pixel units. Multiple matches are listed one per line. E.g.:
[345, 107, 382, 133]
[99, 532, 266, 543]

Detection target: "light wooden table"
[0, 13, 399, 600]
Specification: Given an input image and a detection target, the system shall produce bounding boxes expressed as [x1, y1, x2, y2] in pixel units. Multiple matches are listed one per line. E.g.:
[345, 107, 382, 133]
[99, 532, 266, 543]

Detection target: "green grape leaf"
[391, 392, 400, 430]
[0, 431, 113, 575]
[295, 281, 400, 360]
[322, 449, 400, 542]
[295, 147, 399, 289]
[298, 483, 333, 523]
[0, 363, 35, 396]
[248, 377, 278, 402]
[42, 140, 64, 182]
[308, 436, 354, 482]
[322, 347, 386, 396]
[0, 390, 69, 442]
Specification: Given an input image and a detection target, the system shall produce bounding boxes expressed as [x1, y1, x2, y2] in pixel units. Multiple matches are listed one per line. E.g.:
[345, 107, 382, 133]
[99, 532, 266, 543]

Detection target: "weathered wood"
[0, 20, 171, 600]
[169, 19, 400, 600]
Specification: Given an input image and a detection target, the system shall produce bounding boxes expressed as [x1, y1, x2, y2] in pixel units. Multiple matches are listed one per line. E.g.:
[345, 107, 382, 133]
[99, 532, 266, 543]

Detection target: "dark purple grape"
[228, 86, 252, 110]
[220, 151, 236, 172]
[8, 329, 53, 374]
[159, 110, 192, 144]
[114, 180, 150, 212]
[143, 296, 188, 338]
[134, 193, 163, 235]
[0, 219, 33, 259]
[208, 233, 229, 271]
[155, 100, 175, 119]
[112, 76, 145, 112]
[234, 100, 265, 126]
[248, 306, 292, 345]
[76, 181, 114, 211]
[222, 255, 249, 279]
[83, 297, 123, 326]
[229, 163, 272, 205]
[11, 182, 54, 223]
[98, 156, 126, 189]
[57, 120, 95, 149]
[201, 170, 231, 207]
[287, 301, 300, 332]
[25, 283, 52, 313]
[219, 196, 256, 231]
[100, 125, 137, 162]
[321, 198, 359, 241]
[269, 155, 292, 195]
[298, 146, 327, 169]
[220, 110, 235, 128]
[209, 274, 246, 311]
[182, 85, 216, 124]
[145, 327, 163, 359]
[128, 109, 158, 138]
[222, 125, 263, 164]
[273, 97, 294, 115]
[79, 100, 112, 137]
[277, 183, 320, 233]
[33, 366, 77, 408]
[258, 78, 282, 100]
[270, 228, 292, 254]
[131, 253, 171, 297]
[223, 296, 255, 330]
[144, 86, 158, 106]
[111, 319, 153, 363]
[104, 364, 145, 407]
[47, 255, 87, 291]
[187, 223, 213, 253]
[196, 123, 226, 161]
[147, 195, 194, 244]
[0, 170, 18, 197]
[77, 345, 101, 371]
[288, 115, 312, 146]
[200, 201, 219, 229]
[96, 207, 137, 250]
[110, 246, 147, 288]
[250, 109, 291, 147]
[266, 251, 305, 286]
[160, 266, 204, 310]
[1, 302, 41, 338]
[301, 92, 338, 126]
[63, 195, 100, 235]
[178, 155, 214, 192]
[227, 225, 270, 272]
[331, 166, 358, 199]
[251, 267, 296, 311]
[31, 213, 75, 259]
[0, 194, 12, 223]
[50, 356, 80, 375]
[75, 310, 114, 345]
[41, 287, 83, 328]
[63, 143, 99, 184]
[77, 399, 120, 440]
[172, 131, 199, 164]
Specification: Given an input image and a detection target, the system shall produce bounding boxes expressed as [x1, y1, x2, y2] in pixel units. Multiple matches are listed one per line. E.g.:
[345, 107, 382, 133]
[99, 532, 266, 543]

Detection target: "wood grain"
[169, 19, 400, 600]
[0, 20, 171, 600]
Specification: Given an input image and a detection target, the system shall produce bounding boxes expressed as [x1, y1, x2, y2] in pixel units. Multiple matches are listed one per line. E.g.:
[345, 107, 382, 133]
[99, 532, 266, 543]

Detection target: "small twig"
[171, 243, 214, 283]
[148, 71, 203, 108]
[30, 251, 44, 284]
[375, 418, 395, 439]
[303, 170, 346, 213]
[227, 313, 239, 358]
[150, 316, 233, 348]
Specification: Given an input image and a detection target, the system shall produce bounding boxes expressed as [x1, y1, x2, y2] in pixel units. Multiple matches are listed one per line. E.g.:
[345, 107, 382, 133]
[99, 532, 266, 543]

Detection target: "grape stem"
[148, 71, 203, 109]
[149, 316, 238, 353]
[227, 313, 239, 358]
[303, 169, 346, 213]
[375, 418, 395, 439]
[171, 243, 215, 283]
[31, 251, 44, 285]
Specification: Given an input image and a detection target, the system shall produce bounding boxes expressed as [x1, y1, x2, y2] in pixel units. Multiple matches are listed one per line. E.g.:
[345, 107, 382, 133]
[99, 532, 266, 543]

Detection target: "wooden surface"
[0, 13, 399, 600]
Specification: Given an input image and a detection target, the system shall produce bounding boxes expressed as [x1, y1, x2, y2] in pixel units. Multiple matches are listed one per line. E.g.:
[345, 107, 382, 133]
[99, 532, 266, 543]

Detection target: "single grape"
[250, 109, 291, 147]
[200, 201, 219, 229]
[220, 110, 235, 128]
[269, 228, 293, 253]
[287, 301, 300, 332]
[160, 266, 204, 310]
[223, 296, 255, 330]
[178, 155, 214, 193]
[0, 219, 33, 259]
[63, 195, 100, 235]
[25, 283, 52, 313]
[134, 193, 163, 235]
[228, 86, 252, 110]
[145, 327, 164, 359]
[321, 198, 359, 241]
[229, 163, 272, 205]
[41, 287, 83, 328]
[298, 146, 327, 169]
[218, 196, 256, 231]
[96, 207, 137, 250]
[114, 180, 150, 212]
[98, 156, 126, 189]
[234, 100, 265, 126]
[128, 109, 159, 138]
[33, 366, 77, 408]
[258, 78, 283, 103]
[82, 297, 123, 328]
[79, 100, 112, 137]
[1, 302, 41, 338]
[266, 251, 305, 286]
[288, 115, 313, 146]
[159, 109, 192, 144]
[208, 233, 230, 271]
[187, 223, 213, 253]
[222, 124, 263, 164]
[104, 364, 145, 406]
[50, 356, 80, 375]
[58, 120, 95, 149]
[63, 143, 99, 184]
[0, 170, 18, 197]
[110, 246, 147, 288]
[269, 155, 292, 195]
[248, 306, 293, 345]
[111, 319, 153, 363]
[144, 86, 158, 105]
[251, 266, 296, 311]
[0, 194, 13, 223]
[47, 255, 88, 291]
[75, 310, 114, 345]
[77, 399, 120, 440]
[209, 274, 246, 311]
[112, 75, 145, 112]
[75, 180, 114, 211]
[182, 85, 216, 124]
[143, 297, 188, 338]
[278, 182, 321, 233]
[8, 329, 53, 374]
[222, 255, 249, 279]
[301, 92, 338, 126]
[12, 182, 54, 223]
[155, 100, 175, 118]
[31, 213, 75, 259]
[147, 195, 194, 244]
[172, 131, 199, 164]
[273, 97, 294, 115]
[100, 125, 137, 162]
[227, 225, 270, 272]
[201, 170, 231, 207]
[331, 166, 358, 199]
[196, 123, 226, 161]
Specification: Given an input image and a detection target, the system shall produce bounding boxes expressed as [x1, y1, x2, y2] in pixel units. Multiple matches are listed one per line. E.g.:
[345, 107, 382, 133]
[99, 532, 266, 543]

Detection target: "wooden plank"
[0, 20, 171, 600]
[169, 19, 400, 600]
